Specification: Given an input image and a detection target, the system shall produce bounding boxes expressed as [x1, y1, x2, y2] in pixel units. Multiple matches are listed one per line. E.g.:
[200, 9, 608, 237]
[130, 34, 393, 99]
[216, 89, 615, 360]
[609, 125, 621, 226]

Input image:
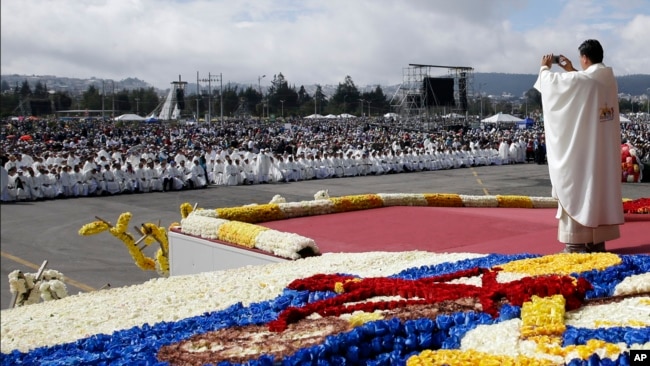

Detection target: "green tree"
[330, 76, 361, 114]
[312, 85, 327, 116]
[33, 81, 48, 98]
[360, 85, 389, 117]
[82, 85, 102, 110]
[267, 73, 299, 117]
[0, 80, 10, 93]
[19, 80, 32, 97]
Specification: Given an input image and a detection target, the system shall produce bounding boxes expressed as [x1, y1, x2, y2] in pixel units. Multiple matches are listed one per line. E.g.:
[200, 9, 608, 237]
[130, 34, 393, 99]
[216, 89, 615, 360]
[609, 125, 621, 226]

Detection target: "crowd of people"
[1, 114, 648, 203]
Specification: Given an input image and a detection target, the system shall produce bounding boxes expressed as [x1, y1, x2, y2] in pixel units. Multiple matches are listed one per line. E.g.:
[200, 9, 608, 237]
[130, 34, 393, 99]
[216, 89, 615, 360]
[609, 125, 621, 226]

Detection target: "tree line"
[1, 74, 646, 119]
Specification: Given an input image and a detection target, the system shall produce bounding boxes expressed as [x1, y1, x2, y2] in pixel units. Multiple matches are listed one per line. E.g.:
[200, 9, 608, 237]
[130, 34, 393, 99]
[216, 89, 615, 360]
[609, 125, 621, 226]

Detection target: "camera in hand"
[552, 55, 561, 64]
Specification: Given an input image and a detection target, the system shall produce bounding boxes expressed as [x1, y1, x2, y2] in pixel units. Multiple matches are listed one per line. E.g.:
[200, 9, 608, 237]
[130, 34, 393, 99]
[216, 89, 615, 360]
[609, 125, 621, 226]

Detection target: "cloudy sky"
[1, 0, 649, 90]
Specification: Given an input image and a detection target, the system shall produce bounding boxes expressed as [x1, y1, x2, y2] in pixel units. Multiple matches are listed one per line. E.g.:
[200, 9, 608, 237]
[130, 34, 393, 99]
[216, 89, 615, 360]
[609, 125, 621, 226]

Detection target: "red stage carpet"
[261, 207, 650, 255]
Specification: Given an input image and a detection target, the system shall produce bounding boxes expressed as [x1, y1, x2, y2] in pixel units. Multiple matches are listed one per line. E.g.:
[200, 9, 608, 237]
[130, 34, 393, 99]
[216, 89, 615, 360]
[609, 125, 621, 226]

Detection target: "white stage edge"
[168, 230, 287, 276]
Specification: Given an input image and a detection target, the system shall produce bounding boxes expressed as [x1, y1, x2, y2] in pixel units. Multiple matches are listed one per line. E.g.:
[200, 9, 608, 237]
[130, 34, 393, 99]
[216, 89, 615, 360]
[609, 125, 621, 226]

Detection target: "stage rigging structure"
[147, 75, 188, 121]
[390, 64, 474, 123]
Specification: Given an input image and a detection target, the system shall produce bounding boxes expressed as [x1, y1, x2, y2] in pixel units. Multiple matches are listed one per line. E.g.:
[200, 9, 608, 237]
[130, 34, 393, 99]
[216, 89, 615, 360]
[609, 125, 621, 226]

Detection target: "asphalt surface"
[1, 163, 648, 309]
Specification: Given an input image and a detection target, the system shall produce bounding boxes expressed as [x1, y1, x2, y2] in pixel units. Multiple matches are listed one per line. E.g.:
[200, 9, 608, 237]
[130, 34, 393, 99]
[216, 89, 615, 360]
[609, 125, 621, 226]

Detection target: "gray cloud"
[1, 0, 648, 90]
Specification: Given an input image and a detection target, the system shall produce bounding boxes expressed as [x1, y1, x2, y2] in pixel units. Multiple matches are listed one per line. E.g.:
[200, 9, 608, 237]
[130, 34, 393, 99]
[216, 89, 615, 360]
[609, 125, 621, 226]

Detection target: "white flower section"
[254, 230, 321, 259]
[613, 273, 650, 296]
[565, 297, 650, 328]
[278, 200, 334, 218]
[190, 208, 219, 218]
[378, 193, 428, 207]
[269, 195, 287, 204]
[460, 194, 498, 207]
[180, 214, 228, 240]
[530, 196, 558, 208]
[314, 190, 330, 200]
[0, 251, 483, 353]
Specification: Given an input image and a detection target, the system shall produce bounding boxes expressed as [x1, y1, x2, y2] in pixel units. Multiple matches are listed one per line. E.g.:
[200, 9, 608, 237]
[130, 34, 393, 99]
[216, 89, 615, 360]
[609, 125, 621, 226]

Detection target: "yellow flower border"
[204, 194, 558, 224]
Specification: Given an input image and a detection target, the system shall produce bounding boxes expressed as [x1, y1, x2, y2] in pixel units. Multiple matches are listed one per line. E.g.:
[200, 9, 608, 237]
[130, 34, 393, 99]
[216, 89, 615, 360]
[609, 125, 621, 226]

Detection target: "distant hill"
[2, 73, 648, 99]
[473, 72, 650, 98]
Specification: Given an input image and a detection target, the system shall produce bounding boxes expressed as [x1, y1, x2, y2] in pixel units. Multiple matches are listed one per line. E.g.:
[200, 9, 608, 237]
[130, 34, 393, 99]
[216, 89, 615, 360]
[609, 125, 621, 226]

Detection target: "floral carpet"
[1, 251, 649, 365]
[1, 196, 648, 365]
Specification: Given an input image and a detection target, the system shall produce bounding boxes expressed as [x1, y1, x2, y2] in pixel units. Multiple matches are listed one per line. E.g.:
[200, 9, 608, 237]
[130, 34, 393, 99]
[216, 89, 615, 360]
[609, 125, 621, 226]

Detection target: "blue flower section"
[2, 254, 648, 365]
[572, 255, 650, 299]
[391, 253, 538, 280]
[563, 325, 650, 347]
[1, 290, 310, 366]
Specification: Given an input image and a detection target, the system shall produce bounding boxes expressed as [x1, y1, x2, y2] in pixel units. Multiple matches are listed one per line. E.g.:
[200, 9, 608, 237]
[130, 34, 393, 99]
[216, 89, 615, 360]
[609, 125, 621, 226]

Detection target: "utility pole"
[199, 73, 219, 124]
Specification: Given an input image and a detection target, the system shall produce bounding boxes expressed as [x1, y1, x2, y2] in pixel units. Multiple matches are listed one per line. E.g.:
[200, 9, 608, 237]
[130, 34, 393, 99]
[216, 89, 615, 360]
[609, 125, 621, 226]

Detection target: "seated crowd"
[1, 115, 648, 203]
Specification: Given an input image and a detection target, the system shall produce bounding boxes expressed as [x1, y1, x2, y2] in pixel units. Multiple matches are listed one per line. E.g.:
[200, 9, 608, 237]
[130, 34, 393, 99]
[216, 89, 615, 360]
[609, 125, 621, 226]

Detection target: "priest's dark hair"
[578, 39, 604, 64]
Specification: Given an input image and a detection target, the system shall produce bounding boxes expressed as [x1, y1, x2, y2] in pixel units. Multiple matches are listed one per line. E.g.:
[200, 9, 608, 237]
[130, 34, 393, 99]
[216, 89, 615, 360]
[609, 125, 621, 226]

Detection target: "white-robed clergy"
[253, 150, 273, 184]
[189, 159, 207, 188]
[533, 39, 623, 253]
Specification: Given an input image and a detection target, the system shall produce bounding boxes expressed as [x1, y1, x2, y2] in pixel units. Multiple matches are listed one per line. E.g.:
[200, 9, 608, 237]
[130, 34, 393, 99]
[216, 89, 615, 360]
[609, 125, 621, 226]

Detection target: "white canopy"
[481, 112, 523, 124]
[339, 113, 356, 118]
[305, 114, 324, 119]
[384, 112, 398, 118]
[324, 114, 337, 119]
[619, 114, 631, 122]
[114, 113, 145, 121]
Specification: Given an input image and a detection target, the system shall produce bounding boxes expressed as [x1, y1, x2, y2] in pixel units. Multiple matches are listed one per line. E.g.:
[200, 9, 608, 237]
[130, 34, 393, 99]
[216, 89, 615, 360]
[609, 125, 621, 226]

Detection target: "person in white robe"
[121, 164, 138, 193]
[72, 165, 89, 197]
[59, 164, 76, 197]
[24, 167, 44, 200]
[212, 158, 226, 185]
[0, 165, 10, 202]
[223, 158, 240, 186]
[111, 163, 129, 194]
[241, 158, 257, 184]
[135, 162, 150, 193]
[145, 161, 164, 192]
[498, 138, 510, 165]
[7, 168, 29, 201]
[101, 164, 121, 195]
[254, 150, 272, 184]
[533, 39, 623, 253]
[205, 158, 215, 184]
[300, 155, 315, 180]
[167, 161, 186, 190]
[189, 159, 207, 188]
[84, 168, 103, 196]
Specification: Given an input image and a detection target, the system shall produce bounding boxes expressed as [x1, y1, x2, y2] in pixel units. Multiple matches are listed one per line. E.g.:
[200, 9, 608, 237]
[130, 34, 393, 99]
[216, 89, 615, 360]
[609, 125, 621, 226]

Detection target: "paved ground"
[2, 163, 647, 309]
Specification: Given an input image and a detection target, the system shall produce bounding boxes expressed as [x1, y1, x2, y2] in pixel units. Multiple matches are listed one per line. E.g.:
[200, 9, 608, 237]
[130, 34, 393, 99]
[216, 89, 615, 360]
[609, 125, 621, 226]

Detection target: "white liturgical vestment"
[534, 63, 623, 228]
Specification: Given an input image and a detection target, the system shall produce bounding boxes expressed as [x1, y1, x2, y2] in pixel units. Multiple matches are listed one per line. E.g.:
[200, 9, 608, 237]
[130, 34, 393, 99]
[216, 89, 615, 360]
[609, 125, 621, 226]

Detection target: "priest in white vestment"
[533, 39, 623, 253]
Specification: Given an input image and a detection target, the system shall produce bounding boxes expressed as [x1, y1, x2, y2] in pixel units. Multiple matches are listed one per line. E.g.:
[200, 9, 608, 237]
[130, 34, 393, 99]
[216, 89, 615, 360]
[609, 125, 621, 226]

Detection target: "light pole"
[280, 100, 285, 118]
[101, 80, 105, 121]
[258, 75, 266, 118]
[110, 80, 115, 118]
[199, 73, 219, 124]
[358, 99, 365, 116]
[478, 83, 487, 118]
[647, 88, 650, 122]
[367, 101, 371, 117]
[135, 98, 140, 115]
[219, 73, 223, 127]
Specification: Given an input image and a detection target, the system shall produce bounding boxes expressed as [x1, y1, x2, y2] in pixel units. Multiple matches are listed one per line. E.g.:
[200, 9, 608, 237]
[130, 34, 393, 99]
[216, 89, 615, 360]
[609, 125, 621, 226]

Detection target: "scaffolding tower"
[390, 64, 474, 119]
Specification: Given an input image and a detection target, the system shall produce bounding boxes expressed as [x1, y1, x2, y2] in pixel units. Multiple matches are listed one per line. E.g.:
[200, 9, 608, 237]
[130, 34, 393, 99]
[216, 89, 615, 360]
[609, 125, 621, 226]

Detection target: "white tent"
[114, 113, 145, 121]
[619, 114, 632, 122]
[324, 114, 337, 119]
[339, 113, 356, 118]
[384, 112, 398, 118]
[481, 112, 523, 124]
[305, 114, 324, 119]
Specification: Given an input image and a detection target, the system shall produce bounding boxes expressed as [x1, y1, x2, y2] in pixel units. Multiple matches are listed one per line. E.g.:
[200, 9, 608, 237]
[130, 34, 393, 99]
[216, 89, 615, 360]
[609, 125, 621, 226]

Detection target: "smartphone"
[552, 55, 561, 64]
